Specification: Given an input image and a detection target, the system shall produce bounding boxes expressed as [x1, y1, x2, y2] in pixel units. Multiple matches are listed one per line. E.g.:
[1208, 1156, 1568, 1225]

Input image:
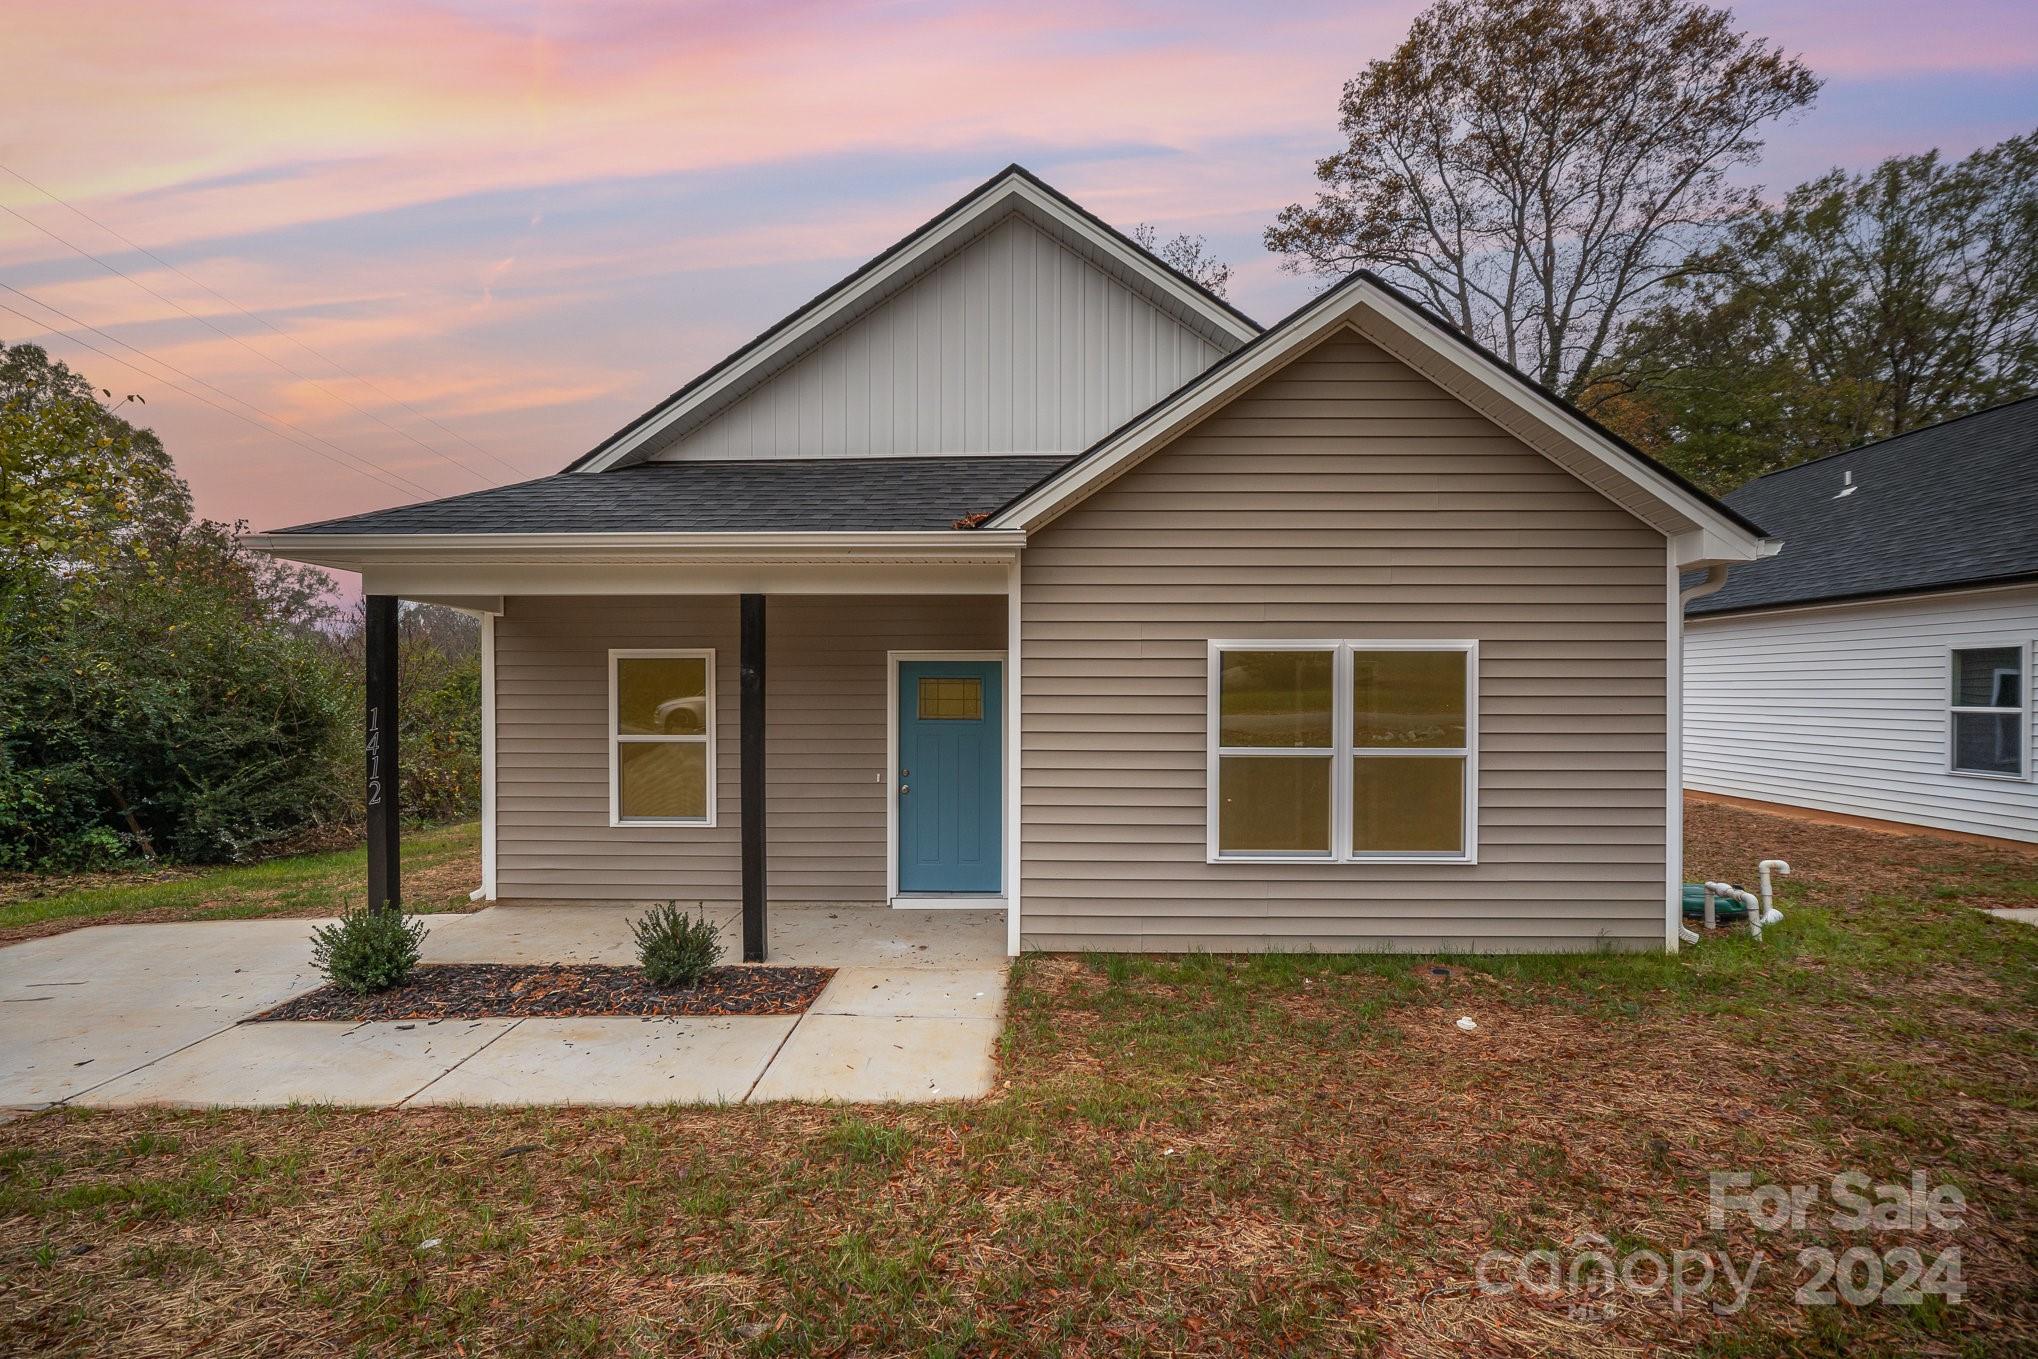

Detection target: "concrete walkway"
[0, 904, 1007, 1109]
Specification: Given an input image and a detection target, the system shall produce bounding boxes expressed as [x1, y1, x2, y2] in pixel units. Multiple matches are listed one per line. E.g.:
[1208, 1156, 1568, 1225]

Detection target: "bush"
[631, 902, 722, 988]
[311, 905, 427, 994]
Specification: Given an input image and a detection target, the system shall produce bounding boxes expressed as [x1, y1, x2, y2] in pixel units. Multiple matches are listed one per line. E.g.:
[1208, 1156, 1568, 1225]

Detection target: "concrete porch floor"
[0, 903, 1008, 1109]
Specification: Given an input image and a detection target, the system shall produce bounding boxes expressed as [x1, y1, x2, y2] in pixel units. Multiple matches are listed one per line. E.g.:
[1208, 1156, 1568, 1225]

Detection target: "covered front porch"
[333, 533, 1027, 963]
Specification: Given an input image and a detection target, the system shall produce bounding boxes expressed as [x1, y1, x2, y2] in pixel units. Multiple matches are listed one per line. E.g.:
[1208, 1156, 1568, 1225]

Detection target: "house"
[1683, 399, 2038, 844]
[248, 165, 1773, 958]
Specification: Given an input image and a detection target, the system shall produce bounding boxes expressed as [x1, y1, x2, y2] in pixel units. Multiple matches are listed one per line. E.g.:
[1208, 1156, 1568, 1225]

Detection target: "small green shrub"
[310, 905, 426, 994]
[632, 902, 722, 988]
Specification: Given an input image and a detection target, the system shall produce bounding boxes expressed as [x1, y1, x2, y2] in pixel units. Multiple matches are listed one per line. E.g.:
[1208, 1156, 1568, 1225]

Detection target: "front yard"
[2, 801, 2034, 1356]
[0, 822, 482, 947]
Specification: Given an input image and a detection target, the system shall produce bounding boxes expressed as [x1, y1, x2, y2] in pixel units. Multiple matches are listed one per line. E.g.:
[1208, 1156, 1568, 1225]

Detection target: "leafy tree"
[1132, 223, 1233, 298]
[1265, 0, 1819, 403]
[1, 340, 486, 871]
[0, 342, 189, 597]
[2, 524, 353, 866]
[1597, 132, 2038, 490]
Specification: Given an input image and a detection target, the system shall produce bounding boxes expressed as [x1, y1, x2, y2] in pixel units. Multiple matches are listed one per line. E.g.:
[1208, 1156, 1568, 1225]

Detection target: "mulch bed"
[248, 963, 835, 1023]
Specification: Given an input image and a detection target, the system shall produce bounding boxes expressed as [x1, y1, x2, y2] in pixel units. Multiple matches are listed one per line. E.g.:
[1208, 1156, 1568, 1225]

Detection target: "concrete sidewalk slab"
[408, 1016, 793, 1106]
[1, 919, 335, 1105]
[811, 966, 1008, 1019]
[73, 1019, 515, 1108]
[764, 906, 1004, 968]
[747, 1014, 1001, 1103]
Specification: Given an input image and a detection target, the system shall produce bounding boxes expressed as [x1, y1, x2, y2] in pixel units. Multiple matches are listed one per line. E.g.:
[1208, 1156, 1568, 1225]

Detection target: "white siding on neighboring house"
[652, 214, 1227, 462]
[1684, 585, 2038, 842]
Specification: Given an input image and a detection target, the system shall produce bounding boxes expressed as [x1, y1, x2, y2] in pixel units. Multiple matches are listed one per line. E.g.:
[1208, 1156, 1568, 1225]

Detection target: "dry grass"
[2, 800, 2034, 1356]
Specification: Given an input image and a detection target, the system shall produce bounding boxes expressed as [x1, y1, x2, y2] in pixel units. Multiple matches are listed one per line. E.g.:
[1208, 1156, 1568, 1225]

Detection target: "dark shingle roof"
[1687, 398, 2038, 616]
[266, 455, 1073, 535]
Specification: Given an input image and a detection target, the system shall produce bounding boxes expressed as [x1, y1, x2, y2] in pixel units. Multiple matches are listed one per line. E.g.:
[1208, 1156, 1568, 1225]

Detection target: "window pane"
[618, 741, 708, 819]
[1217, 756, 1331, 854]
[618, 657, 708, 735]
[1353, 757, 1464, 854]
[1952, 712, 2022, 776]
[1953, 647, 2022, 709]
[1218, 650, 1334, 748]
[917, 677, 983, 720]
[1353, 649, 1466, 748]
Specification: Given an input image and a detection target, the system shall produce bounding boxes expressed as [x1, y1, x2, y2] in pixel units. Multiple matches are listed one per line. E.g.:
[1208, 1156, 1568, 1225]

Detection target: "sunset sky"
[6, 0, 2035, 547]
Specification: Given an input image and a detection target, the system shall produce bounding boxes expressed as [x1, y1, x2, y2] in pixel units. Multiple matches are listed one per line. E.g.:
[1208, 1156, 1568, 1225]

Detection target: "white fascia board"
[989, 278, 1774, 566]
[1003, 178, 1257, 345]
[244, 529, 1025, 559]
[573, 172, 1258, 474]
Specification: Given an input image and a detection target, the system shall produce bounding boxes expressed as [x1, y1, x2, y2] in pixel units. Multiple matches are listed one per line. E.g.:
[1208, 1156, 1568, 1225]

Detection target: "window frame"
[1206, 638, 1478, 865]
[1947, 641, 2030, 782]
[608, 648, 717, 827]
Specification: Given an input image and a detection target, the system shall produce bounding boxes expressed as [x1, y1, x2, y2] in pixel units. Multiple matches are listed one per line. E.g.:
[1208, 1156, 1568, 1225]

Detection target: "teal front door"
[897, 660, 1002, 894]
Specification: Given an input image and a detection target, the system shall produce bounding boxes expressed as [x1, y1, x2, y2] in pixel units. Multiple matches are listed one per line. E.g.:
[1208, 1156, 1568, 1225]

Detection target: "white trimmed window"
[1950, 644, 2027, 779]
[610, 649, 715, 825]
[1208, 640, 1477, 863]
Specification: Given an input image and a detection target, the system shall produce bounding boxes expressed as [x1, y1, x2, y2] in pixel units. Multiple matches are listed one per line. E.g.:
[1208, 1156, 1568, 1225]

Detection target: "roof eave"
[244, 528, 1028, 573]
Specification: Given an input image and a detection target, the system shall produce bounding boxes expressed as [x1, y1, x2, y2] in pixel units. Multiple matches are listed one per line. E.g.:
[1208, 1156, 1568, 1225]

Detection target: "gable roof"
[1686, 397, 2038, 617]
[565, 165, 1261, 474]
[263, 455, 1072, 537]
[985, 269, 1773, 567]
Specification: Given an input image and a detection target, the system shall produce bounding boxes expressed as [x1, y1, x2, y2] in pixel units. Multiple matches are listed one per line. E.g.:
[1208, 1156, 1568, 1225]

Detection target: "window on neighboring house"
[611, 650, 715, 824]
[1950, 645, 2027, 778]
[1210, 641, 1476, 862]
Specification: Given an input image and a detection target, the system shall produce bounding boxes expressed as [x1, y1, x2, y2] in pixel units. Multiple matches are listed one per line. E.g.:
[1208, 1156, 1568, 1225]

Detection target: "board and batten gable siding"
[494, 594, 1004, 901]
[651, 214, 1227, 462]
[1685, 586, 2038, 842]
[1016, 328, 1673, 953]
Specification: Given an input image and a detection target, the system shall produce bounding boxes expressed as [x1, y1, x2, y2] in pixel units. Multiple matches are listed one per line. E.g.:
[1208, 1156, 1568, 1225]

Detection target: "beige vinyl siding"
[653, 214, 1226, 462]
[494, 593, 1003, 902]
[1018, 330, 1671, 953]
[765, 595, 1005, 899]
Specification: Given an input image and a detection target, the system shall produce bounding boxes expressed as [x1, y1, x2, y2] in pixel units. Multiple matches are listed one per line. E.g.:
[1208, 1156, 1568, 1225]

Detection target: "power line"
[0, 298, 441, 502]
[0, 196, 499, 488]
[2, 280, 442, 500]
[0, 161, 526, 480]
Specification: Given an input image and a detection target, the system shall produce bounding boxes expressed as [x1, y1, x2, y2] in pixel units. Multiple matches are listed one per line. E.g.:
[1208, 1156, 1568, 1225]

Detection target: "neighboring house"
[250, 165, 1772, 958]
[1684, 399, 2038, 843]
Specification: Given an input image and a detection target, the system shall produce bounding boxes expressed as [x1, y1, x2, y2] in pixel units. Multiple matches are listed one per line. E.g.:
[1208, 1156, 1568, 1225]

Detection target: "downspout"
[1679, 563, 1731, 607]
[1670, 563, 1730, 948]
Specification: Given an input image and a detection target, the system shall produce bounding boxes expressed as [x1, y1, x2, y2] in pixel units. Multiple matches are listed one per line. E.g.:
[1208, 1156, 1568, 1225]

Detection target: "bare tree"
[1132, 223, 1233, 298]
[1265, 0, 1819, 403]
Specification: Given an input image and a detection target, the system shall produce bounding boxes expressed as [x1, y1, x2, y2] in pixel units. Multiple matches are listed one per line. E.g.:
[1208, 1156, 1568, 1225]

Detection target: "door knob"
[899, 783, 910, 795]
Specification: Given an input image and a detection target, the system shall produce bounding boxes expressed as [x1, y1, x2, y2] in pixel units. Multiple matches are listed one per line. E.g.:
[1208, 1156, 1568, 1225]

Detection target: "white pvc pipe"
[1705, 880, 1764, 939]
[1757, 860, 1789, 930]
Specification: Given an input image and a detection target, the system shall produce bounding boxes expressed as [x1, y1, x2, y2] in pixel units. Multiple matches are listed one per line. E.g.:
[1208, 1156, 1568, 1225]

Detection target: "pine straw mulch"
[249, 964, 835, 1022]
[1, 798, 2032, 1357]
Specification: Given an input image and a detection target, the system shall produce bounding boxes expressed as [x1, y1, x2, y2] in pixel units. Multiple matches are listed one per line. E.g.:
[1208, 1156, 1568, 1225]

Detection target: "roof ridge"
[561, 165, 1262, 475]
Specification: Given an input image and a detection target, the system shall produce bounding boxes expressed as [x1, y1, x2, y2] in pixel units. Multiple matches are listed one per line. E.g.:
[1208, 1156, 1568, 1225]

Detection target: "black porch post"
[740, 593, 768, 961]
[364, 595, 401, 913]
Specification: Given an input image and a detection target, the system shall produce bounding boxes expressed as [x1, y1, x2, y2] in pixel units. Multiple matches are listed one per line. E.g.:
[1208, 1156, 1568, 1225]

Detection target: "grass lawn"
[0, 822, 482, 947]
[2, 801, 2034, 1356]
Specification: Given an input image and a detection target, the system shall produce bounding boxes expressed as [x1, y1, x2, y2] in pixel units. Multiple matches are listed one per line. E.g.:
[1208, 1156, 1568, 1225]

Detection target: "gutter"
[243, 529, 1029, 572]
